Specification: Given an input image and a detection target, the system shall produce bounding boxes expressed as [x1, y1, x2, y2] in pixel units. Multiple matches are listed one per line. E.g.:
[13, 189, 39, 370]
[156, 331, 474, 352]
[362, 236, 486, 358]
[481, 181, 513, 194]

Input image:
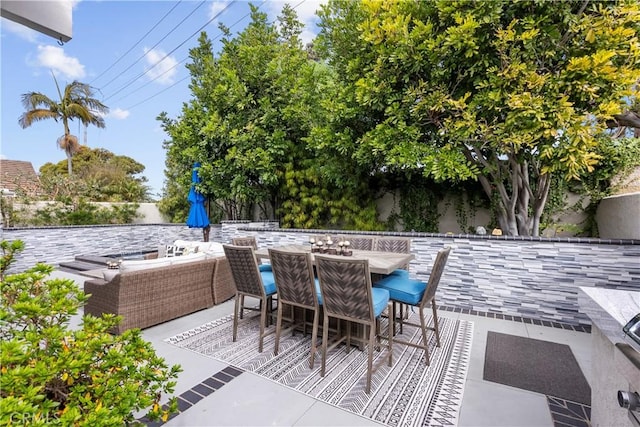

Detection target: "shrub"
[0, 240, 181, 425]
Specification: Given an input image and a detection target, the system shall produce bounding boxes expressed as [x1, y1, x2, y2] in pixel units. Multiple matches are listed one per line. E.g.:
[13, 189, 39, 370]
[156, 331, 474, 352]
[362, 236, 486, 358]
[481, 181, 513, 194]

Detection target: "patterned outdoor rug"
[166, 312, 474, 427]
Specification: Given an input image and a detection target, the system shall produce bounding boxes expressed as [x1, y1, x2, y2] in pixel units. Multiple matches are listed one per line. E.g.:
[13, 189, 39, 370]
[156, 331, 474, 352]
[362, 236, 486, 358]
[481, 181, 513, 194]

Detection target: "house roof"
[0, 159, 40, 195]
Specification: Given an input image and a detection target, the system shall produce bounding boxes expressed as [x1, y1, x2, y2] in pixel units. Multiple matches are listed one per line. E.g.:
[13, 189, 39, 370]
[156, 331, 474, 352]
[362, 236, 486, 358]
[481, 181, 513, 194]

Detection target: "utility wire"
[99, 0, 208, 92]
[90, 1, 183, 86]
[118, 0, 309, 111]
[117, 2, 263, 107]
[103, 0, 236, 102]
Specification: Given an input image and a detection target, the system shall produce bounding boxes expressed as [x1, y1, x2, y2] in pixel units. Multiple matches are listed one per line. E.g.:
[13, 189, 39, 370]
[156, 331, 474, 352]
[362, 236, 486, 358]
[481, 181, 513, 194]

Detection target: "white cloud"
[35, 45, 85, 80]
[143, 48, 178, 85]
[209, 1, 232, 21]
[107, 108, 130, 120]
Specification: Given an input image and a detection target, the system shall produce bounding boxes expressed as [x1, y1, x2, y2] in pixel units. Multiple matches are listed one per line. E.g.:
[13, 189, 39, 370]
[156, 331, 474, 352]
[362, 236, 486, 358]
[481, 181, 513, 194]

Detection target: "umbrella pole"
[203, 225, 210, 242]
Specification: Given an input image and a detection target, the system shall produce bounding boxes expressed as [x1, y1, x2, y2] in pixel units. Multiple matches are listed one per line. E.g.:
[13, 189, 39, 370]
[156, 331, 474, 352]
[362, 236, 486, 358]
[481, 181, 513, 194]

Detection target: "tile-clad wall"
[1, 224, 223, 273]
[235, 225, 640, 326]
[2, 221, 639, 326]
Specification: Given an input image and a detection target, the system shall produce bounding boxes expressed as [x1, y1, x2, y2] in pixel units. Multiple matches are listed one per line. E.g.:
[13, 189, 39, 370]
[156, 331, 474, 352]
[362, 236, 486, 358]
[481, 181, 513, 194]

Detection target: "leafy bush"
[0, 240, 181, 425]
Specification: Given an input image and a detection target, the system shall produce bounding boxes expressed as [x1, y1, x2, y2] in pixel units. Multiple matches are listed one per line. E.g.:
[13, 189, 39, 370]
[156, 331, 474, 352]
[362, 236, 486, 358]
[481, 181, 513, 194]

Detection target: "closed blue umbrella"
[186, 162, 210, 241]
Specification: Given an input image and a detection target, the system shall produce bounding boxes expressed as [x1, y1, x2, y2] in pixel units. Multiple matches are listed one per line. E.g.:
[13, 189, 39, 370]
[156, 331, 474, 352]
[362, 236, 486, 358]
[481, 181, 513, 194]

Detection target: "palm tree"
[18, 75, 109, 176]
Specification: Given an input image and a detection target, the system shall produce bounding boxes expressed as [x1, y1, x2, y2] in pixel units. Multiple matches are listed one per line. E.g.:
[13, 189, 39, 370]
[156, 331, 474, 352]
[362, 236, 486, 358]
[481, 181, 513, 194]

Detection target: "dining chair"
[231, 236, 272, 272]
[268, 248, 322, 368]
[315, 254, 393, 394]
[373, 247, 451, 365]
[345, 236, 375, 251]
[374, 236, 412, 278]
[223, 244, 277, 353]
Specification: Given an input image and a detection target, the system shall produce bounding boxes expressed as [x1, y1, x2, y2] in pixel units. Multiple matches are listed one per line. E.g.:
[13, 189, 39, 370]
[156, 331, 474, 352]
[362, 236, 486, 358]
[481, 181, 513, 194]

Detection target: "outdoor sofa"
[84, 252, 235, 334]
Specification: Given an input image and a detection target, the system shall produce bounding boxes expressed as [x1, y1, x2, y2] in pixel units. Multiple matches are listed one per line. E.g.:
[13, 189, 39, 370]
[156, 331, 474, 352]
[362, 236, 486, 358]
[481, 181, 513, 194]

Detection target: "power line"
[99, 1, 208, 92]
[103, 0, 236, 102]
[90, 1, 183, 86]
[117, 0, 310, 111]
[117, 2, 262, 107]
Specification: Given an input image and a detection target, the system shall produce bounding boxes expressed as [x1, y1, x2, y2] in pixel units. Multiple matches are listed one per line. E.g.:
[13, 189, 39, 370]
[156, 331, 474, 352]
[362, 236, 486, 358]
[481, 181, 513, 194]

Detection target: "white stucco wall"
[596, 192, 640, 239]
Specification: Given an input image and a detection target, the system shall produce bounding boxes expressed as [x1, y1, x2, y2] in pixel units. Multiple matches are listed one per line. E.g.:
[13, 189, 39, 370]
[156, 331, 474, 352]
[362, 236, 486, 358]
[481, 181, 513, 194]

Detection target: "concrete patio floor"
[52, 269, 593, 427]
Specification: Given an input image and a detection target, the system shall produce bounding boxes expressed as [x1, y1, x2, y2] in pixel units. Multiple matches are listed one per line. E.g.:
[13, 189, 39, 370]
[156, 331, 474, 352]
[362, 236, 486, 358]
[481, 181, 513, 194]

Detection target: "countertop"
[580, 287, 640, 352]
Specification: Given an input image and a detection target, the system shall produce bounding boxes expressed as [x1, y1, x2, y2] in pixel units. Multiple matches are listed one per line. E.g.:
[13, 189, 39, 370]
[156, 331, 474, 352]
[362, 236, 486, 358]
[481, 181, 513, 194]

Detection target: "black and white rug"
[166, 313, 473, 427]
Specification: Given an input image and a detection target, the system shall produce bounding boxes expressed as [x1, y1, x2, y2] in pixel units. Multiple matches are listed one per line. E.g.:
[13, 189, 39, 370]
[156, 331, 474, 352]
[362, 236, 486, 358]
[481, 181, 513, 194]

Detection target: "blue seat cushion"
[373, 276, 426, 306]
[372, 287, 390, 318]
[259, 264, 272, 272]
[314, 278, 323, 305]
[390, 268, 409, 278]
[260, 271, 277, 296]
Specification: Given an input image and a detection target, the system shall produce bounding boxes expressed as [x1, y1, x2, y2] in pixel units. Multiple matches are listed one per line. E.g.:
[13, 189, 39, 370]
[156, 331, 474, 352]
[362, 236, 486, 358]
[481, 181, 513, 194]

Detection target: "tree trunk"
[66, 151, 73, 176]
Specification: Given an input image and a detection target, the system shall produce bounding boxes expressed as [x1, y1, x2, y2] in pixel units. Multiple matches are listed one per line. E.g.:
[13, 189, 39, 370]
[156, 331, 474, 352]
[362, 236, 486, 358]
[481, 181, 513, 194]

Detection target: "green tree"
[39, 146, 152, 202]
[18, 76, 109, 176]
[160, 4, 381, 229]
[316, 0, 640, 236]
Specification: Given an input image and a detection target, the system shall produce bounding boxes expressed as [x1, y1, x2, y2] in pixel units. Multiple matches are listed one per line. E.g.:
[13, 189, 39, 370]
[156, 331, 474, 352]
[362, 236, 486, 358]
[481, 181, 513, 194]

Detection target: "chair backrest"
[421, 247, 451, 307]
[345, 236, 375, 251]
[232, 236, 258, 250]
[223, 244, 265, 298]
[375, 236, 411, 254]
[375, 236, 412, 269]
[315, 255, 374, 324]
[268, 248, 318, 309]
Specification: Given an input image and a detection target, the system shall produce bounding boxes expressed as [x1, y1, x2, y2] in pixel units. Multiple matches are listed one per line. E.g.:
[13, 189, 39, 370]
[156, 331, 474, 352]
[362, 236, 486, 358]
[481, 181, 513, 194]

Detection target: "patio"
[52, 267, 593, 427]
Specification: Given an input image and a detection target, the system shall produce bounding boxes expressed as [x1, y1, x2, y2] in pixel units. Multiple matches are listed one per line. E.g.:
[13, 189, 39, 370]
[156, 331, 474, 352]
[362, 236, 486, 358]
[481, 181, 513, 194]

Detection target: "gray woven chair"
[374, 247, 451, 365]
[268, 248, 321, 368]
[223, 244, 277, 353]
[315, 254, 393, 394]
[345, 236, 375, 251]
[232, 236, 258, 250]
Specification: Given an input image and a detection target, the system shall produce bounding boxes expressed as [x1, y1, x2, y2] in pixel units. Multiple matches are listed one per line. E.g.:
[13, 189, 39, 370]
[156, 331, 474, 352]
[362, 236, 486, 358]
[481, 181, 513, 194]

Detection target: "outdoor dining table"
[254, 244, 414, 276]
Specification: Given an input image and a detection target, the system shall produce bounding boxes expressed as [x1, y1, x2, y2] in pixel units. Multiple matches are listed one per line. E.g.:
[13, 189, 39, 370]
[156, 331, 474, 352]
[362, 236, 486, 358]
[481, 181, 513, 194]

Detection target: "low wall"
[2, 221, 639, 327]
[1, 224, 221, 273]
[231, 224, 640, 327]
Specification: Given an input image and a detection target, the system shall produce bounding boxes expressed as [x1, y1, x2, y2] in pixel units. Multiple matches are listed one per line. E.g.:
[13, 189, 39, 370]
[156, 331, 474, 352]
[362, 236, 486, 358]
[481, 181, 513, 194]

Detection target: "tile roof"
[0, 159, 40, 196]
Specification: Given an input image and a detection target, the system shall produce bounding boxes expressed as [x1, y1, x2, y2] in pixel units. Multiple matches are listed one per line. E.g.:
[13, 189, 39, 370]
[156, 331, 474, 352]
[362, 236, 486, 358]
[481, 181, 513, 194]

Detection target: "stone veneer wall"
[229, 222, 640, 327]
[2, 220, 639, 326]
[1, 224, 223, 273]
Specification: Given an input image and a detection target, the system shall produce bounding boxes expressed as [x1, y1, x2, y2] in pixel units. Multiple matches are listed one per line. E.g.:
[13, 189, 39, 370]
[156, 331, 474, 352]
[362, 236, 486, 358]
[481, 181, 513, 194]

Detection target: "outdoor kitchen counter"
[579, 287, 640, 427]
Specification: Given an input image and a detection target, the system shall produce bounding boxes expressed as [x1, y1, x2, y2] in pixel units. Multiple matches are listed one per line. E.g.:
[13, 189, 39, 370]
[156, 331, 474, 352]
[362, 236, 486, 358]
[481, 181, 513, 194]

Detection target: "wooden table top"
[254, 244, 414, 275]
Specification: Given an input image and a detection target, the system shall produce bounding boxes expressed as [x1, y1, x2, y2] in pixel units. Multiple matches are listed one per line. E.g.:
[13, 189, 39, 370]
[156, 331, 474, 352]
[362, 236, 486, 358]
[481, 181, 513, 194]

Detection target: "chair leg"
[431, 300, 441, 347]
[388, 303, 394, 367]
[366, 319, 376, 394]
[274, 301, 284, 355]
[259, 297, 267, 353]
[239, 294, 245, 319]
[321, 314, 329, 377]
[309, 309, 319, 369]
[233, 295, 241, 342]
[419, 306, 431, 365]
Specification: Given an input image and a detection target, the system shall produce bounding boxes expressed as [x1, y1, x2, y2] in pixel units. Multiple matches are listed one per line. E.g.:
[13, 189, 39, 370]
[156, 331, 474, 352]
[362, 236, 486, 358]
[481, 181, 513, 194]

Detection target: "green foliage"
[30, 200, 139, 226]
[0, 240, 181, 425]
[39, 146, 153, 202]
[160, 4, 382, 229]
[316, 0, 640, 236]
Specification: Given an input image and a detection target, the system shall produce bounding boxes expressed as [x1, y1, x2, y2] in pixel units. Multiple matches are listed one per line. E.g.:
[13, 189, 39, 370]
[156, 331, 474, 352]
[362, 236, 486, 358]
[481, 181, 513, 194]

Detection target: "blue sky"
[1, 0, 325, 198]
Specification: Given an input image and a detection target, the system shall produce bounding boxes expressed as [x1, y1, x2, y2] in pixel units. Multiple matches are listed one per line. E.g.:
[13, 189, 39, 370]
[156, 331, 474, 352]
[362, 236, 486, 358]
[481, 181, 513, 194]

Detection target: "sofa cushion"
[120, 257, 172, 273]
[170, 252, 207, 265]
[103, 269, 119, 282]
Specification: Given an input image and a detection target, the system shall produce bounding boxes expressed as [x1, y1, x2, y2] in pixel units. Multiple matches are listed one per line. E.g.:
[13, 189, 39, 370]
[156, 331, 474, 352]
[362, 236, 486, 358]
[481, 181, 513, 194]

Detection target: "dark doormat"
[483, 332, 591, 405]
